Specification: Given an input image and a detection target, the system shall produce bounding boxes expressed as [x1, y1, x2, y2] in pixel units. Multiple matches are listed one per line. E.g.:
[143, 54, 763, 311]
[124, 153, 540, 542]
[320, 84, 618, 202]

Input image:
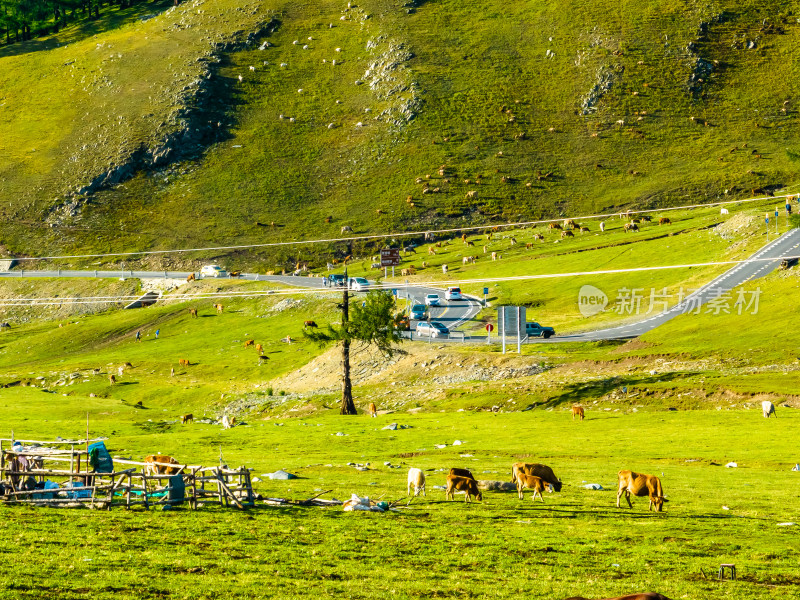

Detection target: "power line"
[9, 190, 797, 262]
[0, 252, 795, 308]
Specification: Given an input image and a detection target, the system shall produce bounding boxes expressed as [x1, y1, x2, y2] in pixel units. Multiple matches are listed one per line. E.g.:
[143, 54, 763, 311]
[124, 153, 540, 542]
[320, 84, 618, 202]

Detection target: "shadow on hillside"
[0, 1, 172, 59]
[544, 372, 700, 408]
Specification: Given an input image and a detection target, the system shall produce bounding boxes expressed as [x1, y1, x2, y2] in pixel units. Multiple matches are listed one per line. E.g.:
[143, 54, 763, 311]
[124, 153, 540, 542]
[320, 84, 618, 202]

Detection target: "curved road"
[540, 227, 800, 343]
[1, 227, 797, 342]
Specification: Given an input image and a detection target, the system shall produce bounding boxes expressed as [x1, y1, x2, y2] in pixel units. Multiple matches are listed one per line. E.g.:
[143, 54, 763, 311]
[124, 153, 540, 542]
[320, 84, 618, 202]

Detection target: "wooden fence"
[0, 438, 255, 509]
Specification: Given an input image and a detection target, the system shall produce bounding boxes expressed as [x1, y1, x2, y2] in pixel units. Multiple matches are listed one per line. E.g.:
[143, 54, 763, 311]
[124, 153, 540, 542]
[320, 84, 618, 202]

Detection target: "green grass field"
[1, 409, 798, 599]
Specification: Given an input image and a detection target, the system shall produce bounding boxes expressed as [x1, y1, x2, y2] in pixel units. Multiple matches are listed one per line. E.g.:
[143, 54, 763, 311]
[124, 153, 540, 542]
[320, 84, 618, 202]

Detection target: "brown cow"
[214, 303, 224, 314]
[511, 463, 562, 492]
[109, 374, 116, 385]
[304, 320, 318, 328]
[624, 222, 639, 233]
[572, 405, 585, 420]
[179, 358, 190, 367]
[368, 402, 377, 417]
[561, 230, 575, 238]
[659, 217, 671, 225]
[516, 473, 547, 501]
[255, 343, 263, 354]
[143, 455, 182, 476]
[181, 413, 193, 424]
[448, 468, 475, 480]
[186, 273, 195, 282]
[188, 308, 198, 318]
[548, 222, 563, 231]
[445, 475, 483, 502]
[244, 339, 254, 348]
[563, 595, 672, 600]
[617, 470, 667, 512]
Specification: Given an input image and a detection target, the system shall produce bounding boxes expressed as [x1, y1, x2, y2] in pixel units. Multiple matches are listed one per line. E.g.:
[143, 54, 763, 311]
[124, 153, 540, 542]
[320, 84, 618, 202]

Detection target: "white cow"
[407, 467, 426, 498]
[762, 400, 776, 418]
[721, 207, 729, 215]
[441, 264, 448, 274]
[599, 221, 605, 232]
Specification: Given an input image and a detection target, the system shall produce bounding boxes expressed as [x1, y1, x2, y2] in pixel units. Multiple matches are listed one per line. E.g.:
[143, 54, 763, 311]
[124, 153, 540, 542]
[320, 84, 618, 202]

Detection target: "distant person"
[155, 329, 160, 339]
[135, 330, 141, 342]
[786, 201, 792, 215]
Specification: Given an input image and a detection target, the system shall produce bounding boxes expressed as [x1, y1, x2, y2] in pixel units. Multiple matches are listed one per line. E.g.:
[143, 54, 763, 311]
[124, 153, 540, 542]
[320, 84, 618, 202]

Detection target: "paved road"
[0, 267, 481, 337]
[537, 227, 800, 343]
[2, 227, 796, 342]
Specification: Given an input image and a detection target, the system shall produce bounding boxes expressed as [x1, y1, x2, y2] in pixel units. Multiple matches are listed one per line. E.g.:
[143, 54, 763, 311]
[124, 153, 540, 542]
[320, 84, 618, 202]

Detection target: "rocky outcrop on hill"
[46, 4, 280, 226]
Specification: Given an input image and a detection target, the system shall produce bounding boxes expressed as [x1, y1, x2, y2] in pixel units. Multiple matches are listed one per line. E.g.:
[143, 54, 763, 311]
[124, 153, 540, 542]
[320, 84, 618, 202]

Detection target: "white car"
[200, 265, 227, 278]
[445, 287, 462, 301]
[416, 321, 448, 338]
[349, 277, 369, 291]
[424, 293, 441, 306]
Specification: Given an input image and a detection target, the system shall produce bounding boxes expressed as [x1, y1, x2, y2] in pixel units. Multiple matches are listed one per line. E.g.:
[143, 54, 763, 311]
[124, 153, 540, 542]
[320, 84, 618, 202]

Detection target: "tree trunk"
[340, 285, 357, 415]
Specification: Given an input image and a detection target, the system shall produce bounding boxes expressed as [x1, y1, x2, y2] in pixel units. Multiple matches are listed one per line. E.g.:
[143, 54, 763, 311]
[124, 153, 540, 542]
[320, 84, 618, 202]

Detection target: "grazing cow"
[222, 415, 236, 429]
[580, 226, 590, 234]
[109, 374, 116, 385]
[533, 234, 544, 241]
[509, 237, 517, 246]
[428, 246, 436, 255]
[181, 413, 193, 424]
[561, 230, 574, 238]
[368, 402, 377, 417]
[599, 222, 605, 232]
[445, 475, 483, 502]
[624, 222, 639, 232]
[188, 308, 198, 318]
[572, 405, 585, 420]
[659, 217, 671, 225]
[407, 468, 426, 497]
[178, 358, 190, 367]
[341, 226, 353, 233]
[548, 222, 562, 231]
[255, 343, 263, 354]
[304, 320, 318, 328]
[404, 246, 417, 254]
[564, 219, 576, 230]
[616, 470, 667, 512]
[466, 190, 478, 199]
[466, 241, 475, 247]
[762, 400, 776, 418]
[244, 339, 254, 348]
[516, 473, 547, 501]
[143, 455, 182, 476]
[563, 594, 672, 600]
[491, 251, 498, 260]
[511, 463, 562, 492]
[442, 264, 448, 274]
[448, 468, 475, 480]
[186, 273, 195, 282]
[214, 303, 224, 314]
[720, 207, 729, 215]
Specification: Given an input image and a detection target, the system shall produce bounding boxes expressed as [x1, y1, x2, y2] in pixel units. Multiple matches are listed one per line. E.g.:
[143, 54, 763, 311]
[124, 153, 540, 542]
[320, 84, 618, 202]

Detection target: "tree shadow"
[0, 1, 173, 59]
[543, 371, 701, 408]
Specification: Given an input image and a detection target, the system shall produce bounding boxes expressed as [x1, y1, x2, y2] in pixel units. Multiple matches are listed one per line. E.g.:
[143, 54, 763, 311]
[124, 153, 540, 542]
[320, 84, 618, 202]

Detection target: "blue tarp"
[88, 442, 113, 474]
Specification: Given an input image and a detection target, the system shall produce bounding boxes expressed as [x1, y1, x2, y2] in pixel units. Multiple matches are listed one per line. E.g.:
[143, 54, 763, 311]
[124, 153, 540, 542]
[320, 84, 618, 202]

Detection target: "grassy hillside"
[0, 0, 799, 267]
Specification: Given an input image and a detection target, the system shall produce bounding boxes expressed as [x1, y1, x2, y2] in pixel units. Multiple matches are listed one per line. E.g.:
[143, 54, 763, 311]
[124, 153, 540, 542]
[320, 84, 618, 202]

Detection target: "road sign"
[485, 323, 494, 332]
[380, 248, 401, 267]
[483, 287, 489, 295]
